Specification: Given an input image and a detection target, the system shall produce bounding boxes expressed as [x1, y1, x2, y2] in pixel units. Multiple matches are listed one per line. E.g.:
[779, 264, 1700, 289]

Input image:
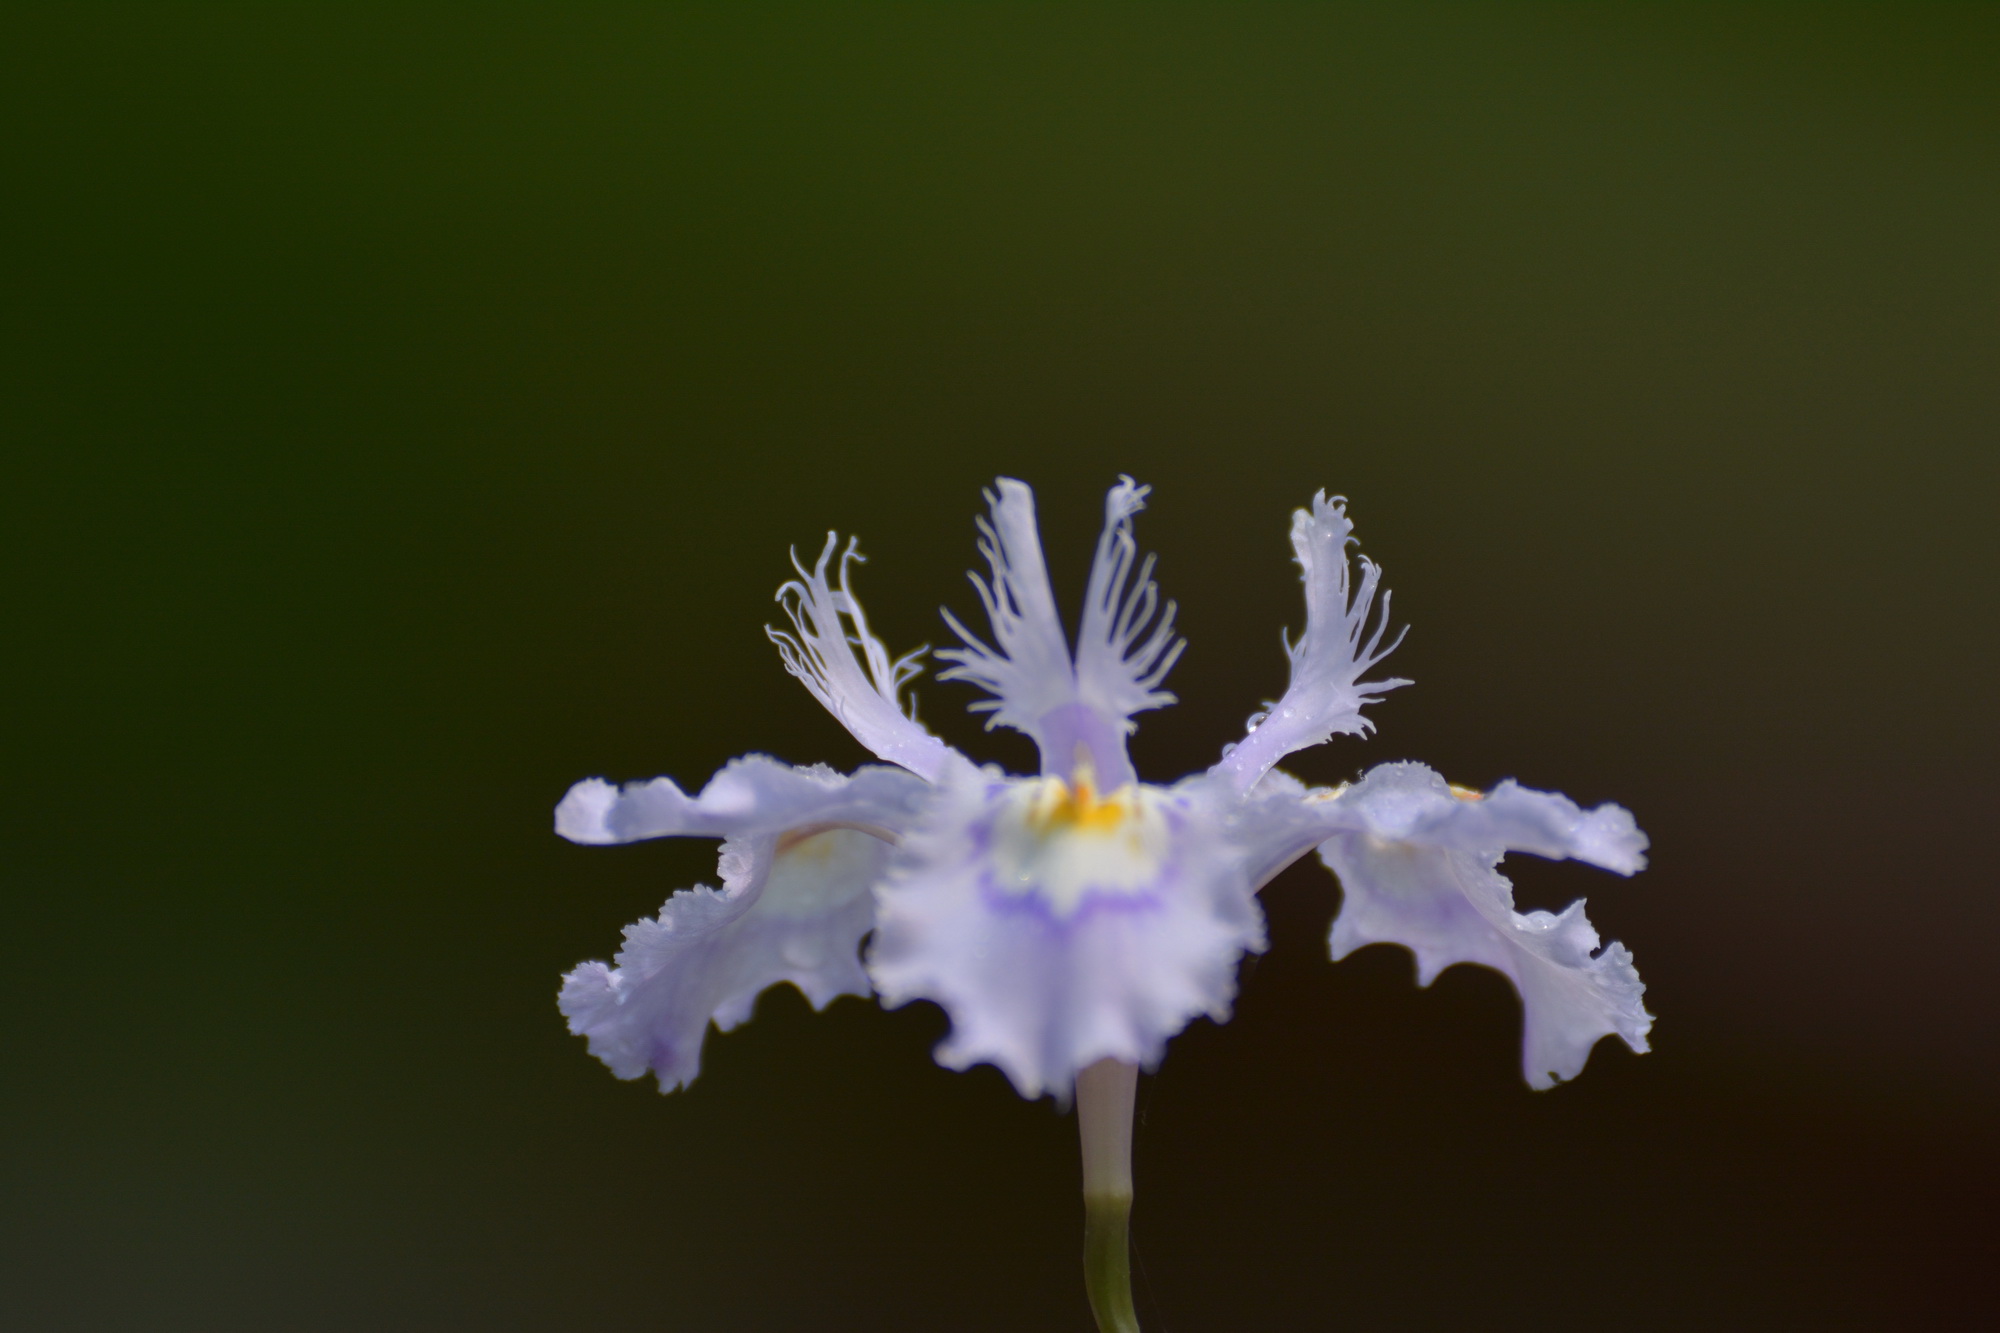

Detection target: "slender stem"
[1083, 1196, 1138, 1333]
[1076, 1058, 1140, 1333]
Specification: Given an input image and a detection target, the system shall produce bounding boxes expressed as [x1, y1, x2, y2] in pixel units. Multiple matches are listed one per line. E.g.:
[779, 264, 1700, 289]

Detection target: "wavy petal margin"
[1316, 762, 1650, 1088]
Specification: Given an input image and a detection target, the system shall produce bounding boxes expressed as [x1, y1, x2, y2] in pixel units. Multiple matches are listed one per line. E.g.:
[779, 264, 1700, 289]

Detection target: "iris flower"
[555, 478, 1651, 1331]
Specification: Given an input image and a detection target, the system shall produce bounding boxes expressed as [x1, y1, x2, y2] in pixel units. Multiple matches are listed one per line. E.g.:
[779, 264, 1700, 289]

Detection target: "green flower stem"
[1076, 1058, 1140, 1333]
[1083, 1192, 1139, 1333]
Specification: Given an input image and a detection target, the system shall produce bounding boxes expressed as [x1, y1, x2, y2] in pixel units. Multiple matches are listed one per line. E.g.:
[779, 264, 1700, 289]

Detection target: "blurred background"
[4, 5, 1995, 1329]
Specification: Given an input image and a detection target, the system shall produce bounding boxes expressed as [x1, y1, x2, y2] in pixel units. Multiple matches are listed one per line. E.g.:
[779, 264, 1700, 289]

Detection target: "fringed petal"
[934, 478, 1079, 751]
[555, 757, 934, 1092]
[937, 477, 1173, 785]
[1315, 762, 1651, 1088]
[767, 534, 961, 783]
[560, 823, 895, 1092]
[868, 768, 1264, 1099]
[1213, 493, 1409, 789]
[1074, 477, 1184, 729]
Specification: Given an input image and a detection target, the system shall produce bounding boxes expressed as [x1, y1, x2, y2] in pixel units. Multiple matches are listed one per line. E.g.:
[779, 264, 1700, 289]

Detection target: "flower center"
[989, 774, 1170, 917]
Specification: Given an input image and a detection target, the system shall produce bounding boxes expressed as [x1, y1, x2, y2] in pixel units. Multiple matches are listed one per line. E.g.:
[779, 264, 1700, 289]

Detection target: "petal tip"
[1577, 804, 1650, 875]
[555, 778, 619, 843]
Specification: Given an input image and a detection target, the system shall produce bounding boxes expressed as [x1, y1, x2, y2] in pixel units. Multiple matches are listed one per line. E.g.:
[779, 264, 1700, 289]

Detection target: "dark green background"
[5, 5, 1995, 1329]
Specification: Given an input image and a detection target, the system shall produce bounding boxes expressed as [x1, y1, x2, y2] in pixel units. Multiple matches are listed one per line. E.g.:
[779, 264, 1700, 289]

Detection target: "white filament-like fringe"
[768, 534, 953, 782]
[936, 478, 1078, 738]
[1214, 492, 1409, 787]
[1075, 477, 1184, 729]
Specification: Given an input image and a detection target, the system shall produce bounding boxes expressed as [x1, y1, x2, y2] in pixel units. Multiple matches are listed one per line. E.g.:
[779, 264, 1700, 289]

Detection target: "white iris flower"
[554, 478, 1650, 1329]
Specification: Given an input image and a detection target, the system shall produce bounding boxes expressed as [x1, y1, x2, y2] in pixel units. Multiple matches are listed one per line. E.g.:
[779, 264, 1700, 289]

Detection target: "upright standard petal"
[938, 477, 1180, 787]
[768, 534, 960, 783]
[1213, 493, 1408, 789]
[868, 766, 1264, 1099]
[1073, 477, 1184, 733]
[934, 479, 1080, 758]
[1314, 762, 1651, 1088]
[556, 757, 930, 1091]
